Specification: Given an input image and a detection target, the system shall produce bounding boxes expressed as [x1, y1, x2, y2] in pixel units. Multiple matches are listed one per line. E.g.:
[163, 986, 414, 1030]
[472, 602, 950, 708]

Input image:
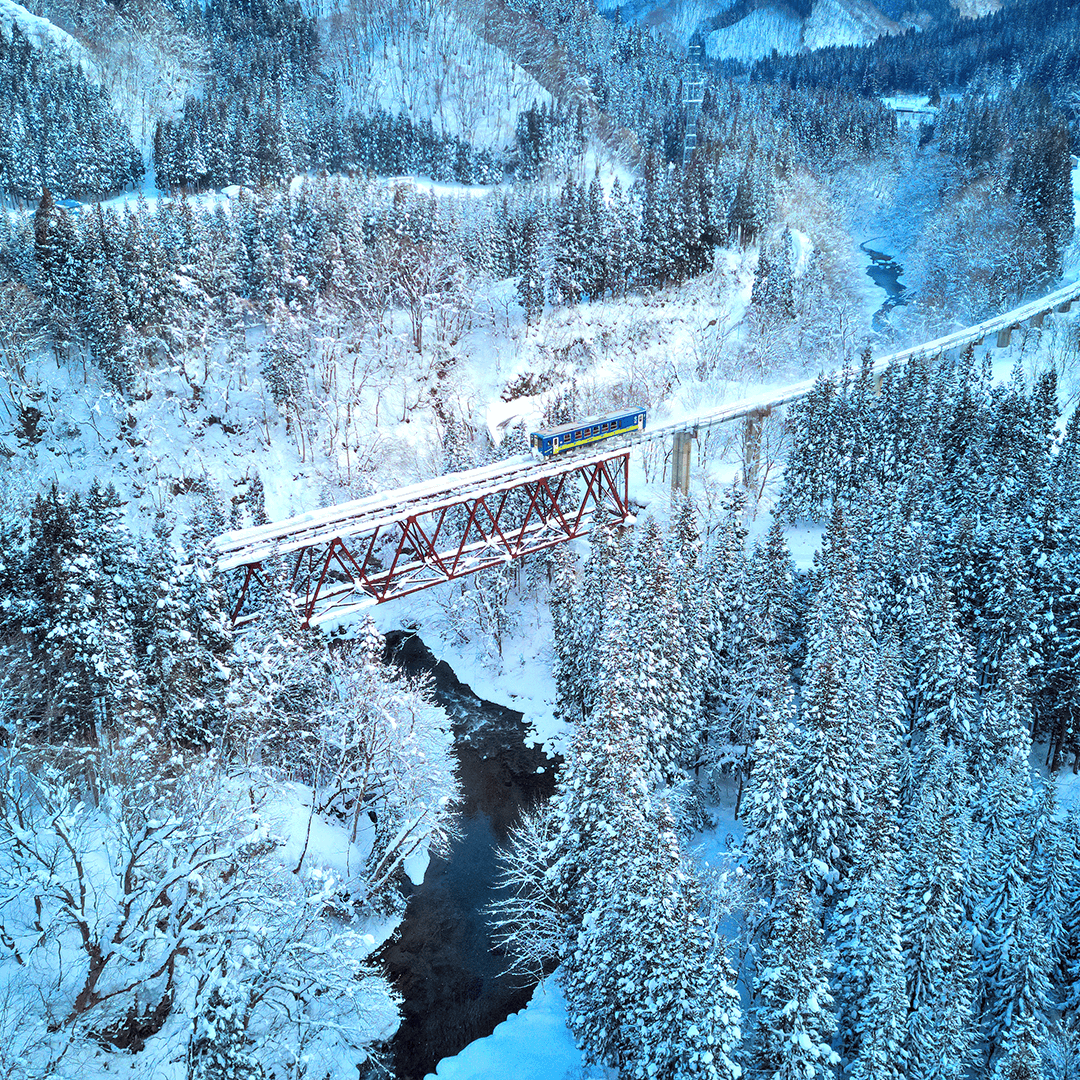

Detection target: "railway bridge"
[213, 278, 1080, 626]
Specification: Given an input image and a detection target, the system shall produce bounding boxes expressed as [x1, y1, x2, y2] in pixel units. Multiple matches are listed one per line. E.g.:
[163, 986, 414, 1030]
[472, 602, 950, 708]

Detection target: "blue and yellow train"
[530, 407, 646, 457]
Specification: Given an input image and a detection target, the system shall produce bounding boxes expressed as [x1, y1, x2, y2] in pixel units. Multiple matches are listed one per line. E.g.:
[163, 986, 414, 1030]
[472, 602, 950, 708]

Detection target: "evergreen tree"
[902, 725, 976, 1080]
[188, 975, 263, 1080]
[751, 881, 839, 1080]
[740, 652, 798, 895]
[627, 519, 693, 783]
[833, 686, 905, 1080]
[1060, 814, 1080, 1024]
[517, 211, 544, 328]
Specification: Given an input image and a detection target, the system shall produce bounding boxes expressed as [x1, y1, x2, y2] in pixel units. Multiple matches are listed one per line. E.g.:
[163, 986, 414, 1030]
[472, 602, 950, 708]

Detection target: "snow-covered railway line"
[214, 278, 1080, 620]
[644, 277, 1080, 445]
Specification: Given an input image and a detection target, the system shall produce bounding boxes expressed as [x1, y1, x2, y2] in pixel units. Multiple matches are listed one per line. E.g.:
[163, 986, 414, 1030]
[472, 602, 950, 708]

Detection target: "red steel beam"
[226, 451, 632, 625]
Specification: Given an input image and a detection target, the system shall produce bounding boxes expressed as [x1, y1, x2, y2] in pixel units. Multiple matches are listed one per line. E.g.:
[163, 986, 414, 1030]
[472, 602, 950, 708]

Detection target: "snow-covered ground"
[425, 976, 609, 1080]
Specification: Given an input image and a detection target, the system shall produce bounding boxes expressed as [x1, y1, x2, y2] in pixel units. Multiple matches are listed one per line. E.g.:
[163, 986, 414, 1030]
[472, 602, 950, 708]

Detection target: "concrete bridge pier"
[742, 408, 769, 493]
[997, 324, 1017, 347]
[671, 430, 694, 494]
[1031, 309, 1048, 328]
[1059, 299, 1073, 313]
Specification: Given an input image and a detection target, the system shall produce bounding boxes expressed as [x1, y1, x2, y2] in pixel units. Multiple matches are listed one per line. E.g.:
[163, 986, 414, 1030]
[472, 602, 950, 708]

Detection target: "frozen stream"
[380, 633, 558, 1080]
[861, 239, 910, 332]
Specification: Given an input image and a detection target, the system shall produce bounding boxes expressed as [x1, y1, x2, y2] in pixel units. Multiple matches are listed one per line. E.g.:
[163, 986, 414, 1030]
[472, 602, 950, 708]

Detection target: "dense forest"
[0, 0, 1079, 1075]
[494, 351, 1080, 1079]
[748, 0, 1080, 109]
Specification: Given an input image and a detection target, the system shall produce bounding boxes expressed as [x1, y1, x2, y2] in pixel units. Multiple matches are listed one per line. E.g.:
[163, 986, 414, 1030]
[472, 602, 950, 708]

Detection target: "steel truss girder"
[227, 452, 631, 626]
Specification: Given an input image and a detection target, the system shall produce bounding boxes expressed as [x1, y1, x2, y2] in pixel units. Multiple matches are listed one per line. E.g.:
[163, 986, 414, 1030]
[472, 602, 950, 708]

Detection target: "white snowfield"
[213, 277, 1080, 573]
[0, 0, 99, 81]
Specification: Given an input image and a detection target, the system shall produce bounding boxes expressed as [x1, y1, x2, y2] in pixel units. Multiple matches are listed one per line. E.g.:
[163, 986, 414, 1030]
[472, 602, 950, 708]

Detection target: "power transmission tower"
[683, 38, 705, 166]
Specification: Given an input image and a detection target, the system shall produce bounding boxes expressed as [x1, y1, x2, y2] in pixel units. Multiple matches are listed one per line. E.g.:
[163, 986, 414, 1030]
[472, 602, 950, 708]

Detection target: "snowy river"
[861, 240, 910, 332]
[381, 633, 558, 1080]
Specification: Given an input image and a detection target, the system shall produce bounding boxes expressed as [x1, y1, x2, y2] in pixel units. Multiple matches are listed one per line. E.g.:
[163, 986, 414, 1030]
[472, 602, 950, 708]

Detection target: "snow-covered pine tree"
[136, 518, 231, 745]
[1061, 813, 1080, 1024]
[187, 974, 263, 1080]
[986, 900, 1052, 1080]
[975, 545, 1040, 693]
[517, 209, 544, 328]
[667, 495, 713, 744]
[910, 579, 980, 750]
[973, 640, 1035, 865]
[701, 486, 750, 767]
[833, 662, 905, 1080]
[557, 692, 650, 1064]
[740, 651, 798, 896]
[791, 507, 875, 893]
[751, 229, 794, 320]
[745, 517, 798, 653]
[778, 373, 842, 522]
[751, 879, 840, 1080]
[976, 798, 1051, 1062]
[1027, 780, 1071, 1006]
[567, 520, 630, 724]
[902, 724, 976, 1079]
[628, 808, 742, 1080]
[627, 518, 693, 784]
[550, 546, 580, 730]
[842, 858, 906, 1080]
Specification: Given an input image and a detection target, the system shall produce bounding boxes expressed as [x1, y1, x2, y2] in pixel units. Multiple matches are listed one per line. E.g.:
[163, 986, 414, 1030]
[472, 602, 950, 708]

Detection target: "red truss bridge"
[213, 448, 632, 626]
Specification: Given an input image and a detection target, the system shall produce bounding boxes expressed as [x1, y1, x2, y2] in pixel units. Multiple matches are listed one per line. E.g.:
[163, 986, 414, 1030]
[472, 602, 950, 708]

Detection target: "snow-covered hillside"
[706, 0, 898, 62]
[706, 6, 804, 61]
[0, 0, 96, 77]
[13, 0, 204, 150]
[804, 0, 900, 49]
[318, 0, 552, 148]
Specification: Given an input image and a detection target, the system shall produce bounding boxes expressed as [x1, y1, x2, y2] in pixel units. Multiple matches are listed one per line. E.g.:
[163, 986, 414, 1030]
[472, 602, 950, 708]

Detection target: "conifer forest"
[0, 0, 1079, 1077]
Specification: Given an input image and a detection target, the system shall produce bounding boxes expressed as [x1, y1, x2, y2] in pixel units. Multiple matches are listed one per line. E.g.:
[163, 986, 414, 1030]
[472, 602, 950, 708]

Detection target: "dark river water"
[379, 632, 559, 1080]
[861, 240, 910, 332]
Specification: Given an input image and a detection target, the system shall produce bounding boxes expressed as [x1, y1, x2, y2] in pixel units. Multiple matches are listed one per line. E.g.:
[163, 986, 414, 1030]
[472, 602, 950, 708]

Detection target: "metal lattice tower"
[683, 40, 705, 166]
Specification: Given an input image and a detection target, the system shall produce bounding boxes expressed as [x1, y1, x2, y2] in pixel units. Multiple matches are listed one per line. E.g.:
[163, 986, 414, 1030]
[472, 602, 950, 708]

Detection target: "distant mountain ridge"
[603, 0, 999, 60]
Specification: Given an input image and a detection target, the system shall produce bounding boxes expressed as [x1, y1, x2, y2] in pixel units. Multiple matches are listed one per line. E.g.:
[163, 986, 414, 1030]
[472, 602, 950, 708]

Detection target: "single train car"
[530, 407, 646, 456]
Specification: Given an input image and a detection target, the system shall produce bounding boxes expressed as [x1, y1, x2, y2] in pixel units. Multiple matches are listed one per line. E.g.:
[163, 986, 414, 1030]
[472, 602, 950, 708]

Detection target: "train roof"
[533, 406, 645, 439]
